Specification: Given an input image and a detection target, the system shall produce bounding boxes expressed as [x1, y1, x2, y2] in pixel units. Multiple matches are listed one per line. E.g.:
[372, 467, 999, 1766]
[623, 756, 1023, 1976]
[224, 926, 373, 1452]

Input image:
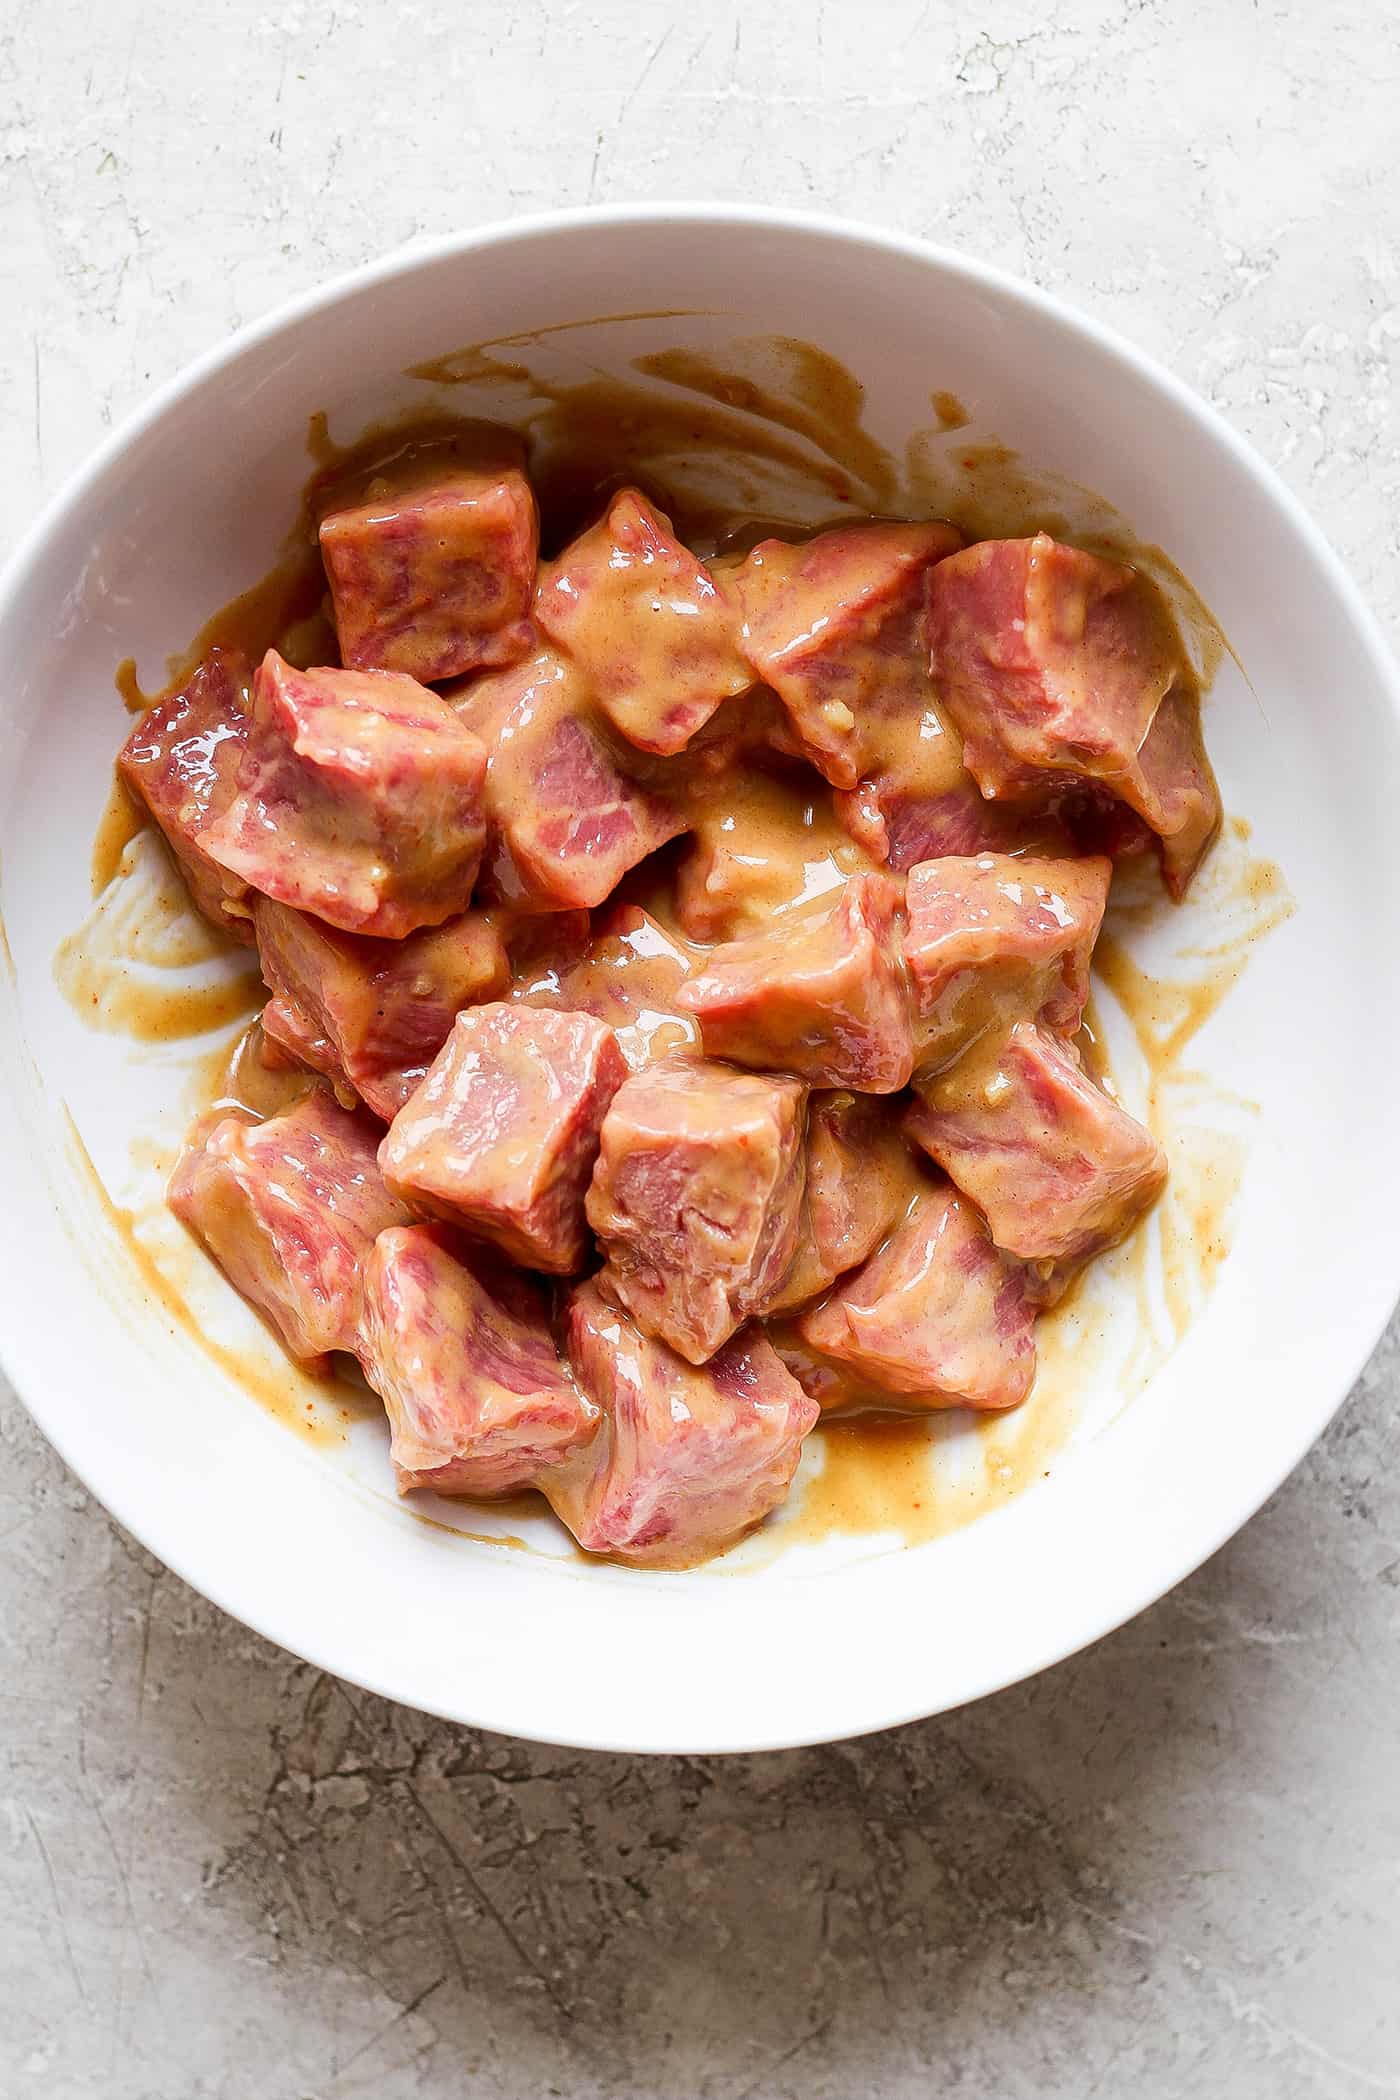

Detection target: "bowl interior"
[2, 211, 1398, 1752]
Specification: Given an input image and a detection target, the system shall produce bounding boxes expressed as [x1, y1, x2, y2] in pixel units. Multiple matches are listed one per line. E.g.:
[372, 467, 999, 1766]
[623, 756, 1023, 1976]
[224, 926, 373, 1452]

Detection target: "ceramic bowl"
[2, 206, 1398, 1752]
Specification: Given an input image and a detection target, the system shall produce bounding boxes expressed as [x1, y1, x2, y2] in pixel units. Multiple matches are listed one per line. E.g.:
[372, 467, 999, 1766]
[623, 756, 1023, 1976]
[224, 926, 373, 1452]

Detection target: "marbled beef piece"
[588, 1056, 807, 1364]
[358, 1224, 597, 1496]
[906, 1022, 1167, 1263]
[799, 1185, 1036, 1410]
[319, 465, 537, 682]
[677, 872, 914, 1092]
[544, 1283, 818, 1568]
[766, 1091, 924, 1316]
[203, 650, 487, 937]
[534, 488, 751, 755]
[253, 897, 508, 1120]
[451, 648, 687, 910]
[117, 648, 254, 940]
[927, 534, 1220, 897]
[168, 1089, 409, 1363]
[733, 522, 962, 789]
[903, 852, 1110, 1068]
[379, 1003, 627, 1273]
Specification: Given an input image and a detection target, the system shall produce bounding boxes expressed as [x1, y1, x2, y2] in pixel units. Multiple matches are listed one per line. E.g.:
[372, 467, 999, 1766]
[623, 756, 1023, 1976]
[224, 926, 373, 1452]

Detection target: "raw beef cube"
[117, 648, 254, 940]
[799, 1185, 1036, 1410]
[319, 465, 537, 682]
[903, 852, 1110, 1064]
[543, 1282, 818, 1567]
[260, 996, 354, 1098]
[512, 903, 701, 1072]
[927, 534, 1178, 789]
[168, 1089, 409, 1363]
[587, 1056, 807, 1362]
[734, 522, 962, 788]
[675, 764, 876, 943]
[767, 1091, 924, 1315]
[203, 650, 488, 937]
[453, 649, 686, 909]
[358, 1224, 597, 1496]
[837, 769, 1075, 873]
[677, 872, 914, 1091]
[534, 488, 751, 754]
[1116, 681, 1222, 899]
[379, 1002, 627, 1272]
[906, 1022, 1167, 1261]
[254, 897, 509, 1120]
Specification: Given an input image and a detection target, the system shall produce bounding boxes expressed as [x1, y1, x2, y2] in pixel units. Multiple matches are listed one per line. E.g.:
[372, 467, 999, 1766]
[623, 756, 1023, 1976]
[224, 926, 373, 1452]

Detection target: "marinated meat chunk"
[1116, 681, 1222, 899]
[799, 1185, 1036, 1409]
[735, 521, 962, 788]
[587, 1056, 807, 1363]
[116, 648, 253, 940]
[767, 1092, 924, 1315]
[927, 533, 1219, 895]
[512, 903, 700, 1071]
[203, 651, 488, 937]
[319, 465, 537, 682]
[678, 872, 913, 1092]
[358, 1224, 596, 1496]
[675, 765, 876, 943]
[453, 649, 686, 909]
[168, 1089, 409, 1363]
[379, 1003, 627, 1272]
[544, 1283, 818, 1567]
[838, 769, 1075, 874]
[927, 534, 1178, 797]
[904, 852, 1110, 1065]
[260, 996, 353, 1097]
[906, 1022, 1167, 1262]
[535, 488, 751, 755]
[254, 897, 509, 1120]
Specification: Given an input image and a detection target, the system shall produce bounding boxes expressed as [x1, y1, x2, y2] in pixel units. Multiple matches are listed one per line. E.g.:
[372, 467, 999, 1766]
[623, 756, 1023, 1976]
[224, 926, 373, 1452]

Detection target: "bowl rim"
[3, 201, 1399, 1754]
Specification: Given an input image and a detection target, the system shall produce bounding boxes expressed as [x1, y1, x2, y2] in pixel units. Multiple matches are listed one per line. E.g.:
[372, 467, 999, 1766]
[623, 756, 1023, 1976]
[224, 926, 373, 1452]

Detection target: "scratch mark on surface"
[25, 1809, 89, 2012]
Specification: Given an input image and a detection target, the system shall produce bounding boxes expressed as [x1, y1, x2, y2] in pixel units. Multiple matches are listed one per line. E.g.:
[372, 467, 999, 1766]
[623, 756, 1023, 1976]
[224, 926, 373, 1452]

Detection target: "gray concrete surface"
[3, 2, 1399, 2093]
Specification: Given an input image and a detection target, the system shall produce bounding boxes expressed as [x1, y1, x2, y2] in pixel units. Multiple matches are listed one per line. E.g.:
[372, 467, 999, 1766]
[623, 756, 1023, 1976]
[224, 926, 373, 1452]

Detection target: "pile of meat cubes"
[118, 447, 1220, 1568]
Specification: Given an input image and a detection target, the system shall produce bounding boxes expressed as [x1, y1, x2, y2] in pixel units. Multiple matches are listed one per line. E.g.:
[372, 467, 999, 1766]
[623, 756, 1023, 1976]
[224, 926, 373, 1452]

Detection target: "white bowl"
[3, 206, 1399, 1754]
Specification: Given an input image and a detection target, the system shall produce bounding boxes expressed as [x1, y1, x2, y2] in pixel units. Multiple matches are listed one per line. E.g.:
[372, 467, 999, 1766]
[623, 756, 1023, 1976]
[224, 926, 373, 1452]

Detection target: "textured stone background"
[3, 2, 1399, 2094]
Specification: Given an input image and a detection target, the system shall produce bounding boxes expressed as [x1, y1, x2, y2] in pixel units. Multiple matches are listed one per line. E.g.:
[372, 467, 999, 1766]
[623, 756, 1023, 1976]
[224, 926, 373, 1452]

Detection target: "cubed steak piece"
[168, 1089, 409, 1363]
[903, 852, 1111, 1065]
[254, 898, 508, 1120]
[799, 1185, 1036, 1410]
[677, 872, 914, 1092]
[358, 1224, 597, 1496]
[767, 1091, 925, 1315]
[927, 533, 1220, 896]
[379, 1003, 627, 1272]
[543, 1283, 818, 1568]
[512, 903, 701, 1072]
[260, 996, 353, 1098]
[837, 769, 1075, 875]
[534, 488, 751, 755]
[734, 521, 962, 788]
[587, 1056, 807, 1363]
[1116, 681, 1222, 900]
[453, 649, 686, 909]
[319, 464, 537, 682]
[927, 533, 1178, 796]
[116, 648, 253, 940]
[203, 650, 488, 937]
[906, 1022, 1167, 1262]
